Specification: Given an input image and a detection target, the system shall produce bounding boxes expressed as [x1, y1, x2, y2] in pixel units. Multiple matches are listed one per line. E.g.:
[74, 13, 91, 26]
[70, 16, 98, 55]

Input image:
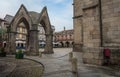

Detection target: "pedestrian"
[103, 48, 110, 65]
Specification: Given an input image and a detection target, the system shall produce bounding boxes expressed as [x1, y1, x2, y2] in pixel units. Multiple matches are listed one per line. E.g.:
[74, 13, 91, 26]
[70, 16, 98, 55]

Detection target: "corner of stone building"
[82, 47, 104, 66]
[82, 47, 120, 65]
[73, 44, 83, 52]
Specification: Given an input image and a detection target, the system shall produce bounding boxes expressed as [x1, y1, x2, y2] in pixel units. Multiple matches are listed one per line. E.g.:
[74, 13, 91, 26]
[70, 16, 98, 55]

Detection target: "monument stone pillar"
[44, 32, 54, 54]
[28, 24, 39, 55]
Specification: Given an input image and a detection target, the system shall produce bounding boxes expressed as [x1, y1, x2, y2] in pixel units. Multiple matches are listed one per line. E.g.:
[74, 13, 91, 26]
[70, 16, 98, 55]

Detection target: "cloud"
[0, 0, 73, 31]
[0, 0, 43, 18]
[48, 1, 73, 31]
[0, 0, 20, 18]
[51, 0, 67, 3]
[43, 0, 67, 4]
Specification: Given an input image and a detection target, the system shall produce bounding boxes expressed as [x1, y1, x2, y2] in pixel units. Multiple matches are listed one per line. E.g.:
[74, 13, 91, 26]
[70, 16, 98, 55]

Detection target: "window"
[16, 34, 19, 39]
[17, 28, 20, 32]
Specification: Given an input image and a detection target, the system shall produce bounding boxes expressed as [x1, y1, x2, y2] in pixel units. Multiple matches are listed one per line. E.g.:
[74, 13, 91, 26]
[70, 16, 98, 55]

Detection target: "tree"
[0, 28, 6, 42]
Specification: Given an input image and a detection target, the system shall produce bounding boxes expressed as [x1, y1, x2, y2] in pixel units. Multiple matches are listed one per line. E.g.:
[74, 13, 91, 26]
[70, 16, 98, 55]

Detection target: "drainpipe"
[98, 0, 103, 47]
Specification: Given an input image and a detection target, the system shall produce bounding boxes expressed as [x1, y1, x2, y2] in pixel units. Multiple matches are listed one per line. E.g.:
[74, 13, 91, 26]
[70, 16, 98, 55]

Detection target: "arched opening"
[39, 19, 53, 53]
[38, 24, 46, 49]
[39, 20, 47, 51]
[60, 41, 64, 47]
[21, 43, 24, 48]
[15, 17, 30, 51]
[3, 43, 6, 48]
[66, 41, 70, 47]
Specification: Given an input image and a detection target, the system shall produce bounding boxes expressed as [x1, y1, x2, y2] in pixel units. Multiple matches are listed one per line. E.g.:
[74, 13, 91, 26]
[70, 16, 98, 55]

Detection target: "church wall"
[82, 0, 102, 65]
[102, 0, 120, 47]
[73, 0, 120, 65]
[73, 0, 83, 52]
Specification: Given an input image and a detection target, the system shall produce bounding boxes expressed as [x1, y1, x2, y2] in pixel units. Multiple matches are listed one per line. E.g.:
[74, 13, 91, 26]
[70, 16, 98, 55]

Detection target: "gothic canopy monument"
[6, 4, 54, 55]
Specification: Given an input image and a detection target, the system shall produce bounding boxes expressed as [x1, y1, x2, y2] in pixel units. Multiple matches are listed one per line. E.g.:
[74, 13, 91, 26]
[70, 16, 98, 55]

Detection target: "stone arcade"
[6, 4, 54, 55]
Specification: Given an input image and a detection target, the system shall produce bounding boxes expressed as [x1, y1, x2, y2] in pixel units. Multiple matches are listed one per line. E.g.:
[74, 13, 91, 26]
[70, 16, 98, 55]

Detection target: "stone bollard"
[72, 58, 78, 73]
[69, 52, 73, 61]
[39, 52, 42, 57]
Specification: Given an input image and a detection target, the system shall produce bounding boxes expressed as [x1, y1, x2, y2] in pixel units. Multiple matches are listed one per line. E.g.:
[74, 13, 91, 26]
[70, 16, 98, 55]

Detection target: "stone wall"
[73, 0, 120, 65]
[82, 2, 100, 47]
[83, 47, 120, 65]
[73, 0, 83, 52]
[109, 48, 120, 65]
[82, 47, 103, 65]
[102, 0, 120, 47]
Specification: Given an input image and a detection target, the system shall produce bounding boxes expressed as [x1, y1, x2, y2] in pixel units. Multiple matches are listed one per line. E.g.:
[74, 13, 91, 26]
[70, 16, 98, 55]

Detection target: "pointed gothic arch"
[7, 5, 31, 54]
[6, 4, 53, 55]
[38, 7, 53, 54]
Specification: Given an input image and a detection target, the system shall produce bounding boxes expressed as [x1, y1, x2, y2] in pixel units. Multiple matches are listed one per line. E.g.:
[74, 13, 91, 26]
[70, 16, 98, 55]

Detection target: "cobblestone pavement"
[0, 56, 44, 77]
[26, 48, 120, 77]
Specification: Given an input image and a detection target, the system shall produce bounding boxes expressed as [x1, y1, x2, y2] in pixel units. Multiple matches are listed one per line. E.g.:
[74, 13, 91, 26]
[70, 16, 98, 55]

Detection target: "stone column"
[44, 32, 54, 54]
[5, 27, 10, 54]
[72, 58, 78, 73]
[9, 32, 16, 54]
[28, 24, 39, 56]
[26, 34, 30, 51]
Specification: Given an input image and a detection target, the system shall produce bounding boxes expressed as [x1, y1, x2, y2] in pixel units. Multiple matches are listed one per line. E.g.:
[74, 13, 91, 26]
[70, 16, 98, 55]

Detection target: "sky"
[0, 0, 73, 32]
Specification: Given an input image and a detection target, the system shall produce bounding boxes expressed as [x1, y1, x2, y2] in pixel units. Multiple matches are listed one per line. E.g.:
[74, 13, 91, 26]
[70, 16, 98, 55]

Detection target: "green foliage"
[0, 47, 4, 53]
[16, 49, 24, 59]
[0, 28, 6, 34]
[0, 28, 6, 41]
[17, 49, 23, 54]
